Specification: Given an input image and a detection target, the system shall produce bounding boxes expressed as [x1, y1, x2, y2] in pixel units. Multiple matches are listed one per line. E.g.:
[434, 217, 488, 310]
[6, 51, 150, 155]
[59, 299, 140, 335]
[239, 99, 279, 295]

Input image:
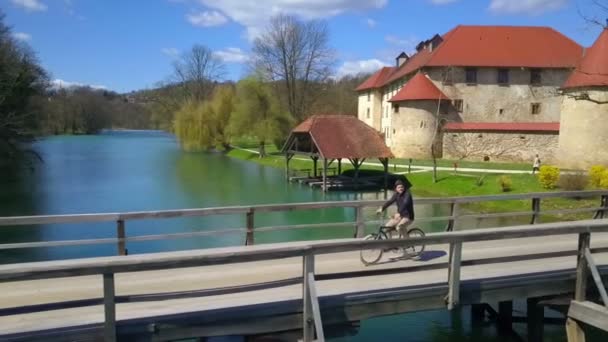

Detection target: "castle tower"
[558, 27, 608, 169]
[389, 72, 450, 158]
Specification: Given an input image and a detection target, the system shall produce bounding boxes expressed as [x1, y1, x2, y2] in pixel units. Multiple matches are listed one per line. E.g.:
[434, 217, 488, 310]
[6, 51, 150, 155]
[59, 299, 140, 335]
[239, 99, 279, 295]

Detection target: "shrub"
[498, 175, 512, 192]
[558, 172, 588, 191]
[590, 165, 607, 188]
[538, 165, 560, 189]
[600, 170, 608, 189]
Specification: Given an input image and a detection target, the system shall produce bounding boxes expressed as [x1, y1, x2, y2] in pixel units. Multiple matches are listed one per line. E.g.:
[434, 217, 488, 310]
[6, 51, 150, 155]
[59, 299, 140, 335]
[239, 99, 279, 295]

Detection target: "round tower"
[389, 72, 448, 159]
[558, 27, 608, 170]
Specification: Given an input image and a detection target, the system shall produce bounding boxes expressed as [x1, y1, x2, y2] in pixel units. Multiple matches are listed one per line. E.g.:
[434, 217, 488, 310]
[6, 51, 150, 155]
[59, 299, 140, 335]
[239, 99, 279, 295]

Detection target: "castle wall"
[557, 89, 608, 170]
[425, 67, 569, 123]
[390, 100, 441, 159]
[358, 90, 382, 131]
[443, 131, 558, 163]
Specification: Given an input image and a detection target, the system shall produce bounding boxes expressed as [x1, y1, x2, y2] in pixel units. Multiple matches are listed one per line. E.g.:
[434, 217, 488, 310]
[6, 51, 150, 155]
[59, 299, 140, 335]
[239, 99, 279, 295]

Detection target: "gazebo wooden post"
[322, 158, 328, 192]
[285, 153, 294, 182]
[337, 159, 342, 175]
[311, 156, 318, 178]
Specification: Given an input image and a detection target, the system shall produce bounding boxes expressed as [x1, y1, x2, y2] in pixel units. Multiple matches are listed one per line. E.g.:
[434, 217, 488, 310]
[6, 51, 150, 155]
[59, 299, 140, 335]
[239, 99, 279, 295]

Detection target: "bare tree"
[252, 14, 335, 121]
[577, 0, 608, 29]
[173, 45, 226, 102]
[444, 132, 554, 161]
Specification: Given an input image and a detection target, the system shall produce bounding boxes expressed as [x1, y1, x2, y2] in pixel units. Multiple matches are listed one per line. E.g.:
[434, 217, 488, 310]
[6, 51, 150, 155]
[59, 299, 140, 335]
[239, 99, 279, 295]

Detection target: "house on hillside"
[355, 25, 608, 168]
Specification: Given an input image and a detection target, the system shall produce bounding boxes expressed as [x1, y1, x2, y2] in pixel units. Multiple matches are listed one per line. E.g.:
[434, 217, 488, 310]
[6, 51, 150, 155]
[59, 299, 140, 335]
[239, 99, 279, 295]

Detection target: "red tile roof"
[354, 66, 396, 91]
[356, 25, 583, 91]
[443, 122, 560, 132]
[389, 72, 450, 102]
[289, 115, 394, 159]
[563, 28, 608, 89]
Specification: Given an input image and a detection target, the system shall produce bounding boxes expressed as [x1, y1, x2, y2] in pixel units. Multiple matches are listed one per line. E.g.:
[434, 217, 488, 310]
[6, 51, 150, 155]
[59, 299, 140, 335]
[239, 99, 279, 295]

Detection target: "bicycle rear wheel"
[403, 227, 426, 257]
[360, 233, 386, 265]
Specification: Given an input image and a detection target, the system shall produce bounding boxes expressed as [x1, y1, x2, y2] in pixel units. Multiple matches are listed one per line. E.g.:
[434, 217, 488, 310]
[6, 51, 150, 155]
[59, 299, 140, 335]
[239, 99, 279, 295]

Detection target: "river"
[0, 130, 601, 341]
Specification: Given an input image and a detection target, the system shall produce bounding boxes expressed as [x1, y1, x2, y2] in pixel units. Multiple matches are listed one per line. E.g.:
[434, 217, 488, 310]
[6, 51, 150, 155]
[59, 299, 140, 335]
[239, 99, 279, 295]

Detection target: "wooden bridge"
[1, 191, 608, 342]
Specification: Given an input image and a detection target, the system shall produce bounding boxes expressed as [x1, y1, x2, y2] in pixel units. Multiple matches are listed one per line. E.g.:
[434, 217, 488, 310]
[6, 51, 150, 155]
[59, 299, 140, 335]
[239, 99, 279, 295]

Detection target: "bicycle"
[359, 223, 426, 265]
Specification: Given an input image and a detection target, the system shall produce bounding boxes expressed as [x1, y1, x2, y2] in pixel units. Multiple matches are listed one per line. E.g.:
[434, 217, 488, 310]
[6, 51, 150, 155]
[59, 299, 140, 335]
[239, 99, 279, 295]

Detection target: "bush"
[558, 172, 588, 191]
[600, 170, 608, 189]
[498, 175, 512, 192]
[590, 165, 607, 188]
[538, 165, 560, 189]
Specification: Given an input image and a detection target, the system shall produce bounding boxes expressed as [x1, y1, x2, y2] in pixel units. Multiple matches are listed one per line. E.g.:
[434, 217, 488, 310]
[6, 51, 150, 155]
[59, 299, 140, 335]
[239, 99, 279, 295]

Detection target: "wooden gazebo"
[281, 115, 394, 192]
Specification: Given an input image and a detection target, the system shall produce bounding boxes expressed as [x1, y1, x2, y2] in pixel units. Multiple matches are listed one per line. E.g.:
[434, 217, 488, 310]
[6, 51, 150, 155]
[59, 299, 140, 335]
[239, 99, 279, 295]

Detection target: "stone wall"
[390, 100, 440, 159]
[425, 67, 569, 123]
[558, 89, 608, 170]
[443, 131, 558, 163]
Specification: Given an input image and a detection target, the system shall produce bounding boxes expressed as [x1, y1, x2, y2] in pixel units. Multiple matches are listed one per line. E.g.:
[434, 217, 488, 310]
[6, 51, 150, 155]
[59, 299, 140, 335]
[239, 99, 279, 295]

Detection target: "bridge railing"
[1, 219, 608, 342]
[0, 190, 607, 256]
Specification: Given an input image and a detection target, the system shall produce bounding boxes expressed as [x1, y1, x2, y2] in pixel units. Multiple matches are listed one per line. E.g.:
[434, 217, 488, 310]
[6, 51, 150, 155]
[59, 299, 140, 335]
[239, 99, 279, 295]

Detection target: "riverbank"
[227, 147, 602, 222]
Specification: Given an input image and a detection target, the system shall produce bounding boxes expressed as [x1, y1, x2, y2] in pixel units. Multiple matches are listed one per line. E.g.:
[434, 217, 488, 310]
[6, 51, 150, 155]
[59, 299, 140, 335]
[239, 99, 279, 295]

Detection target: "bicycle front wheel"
[404, 227, 426, 257]
[360, 233, 386, 265]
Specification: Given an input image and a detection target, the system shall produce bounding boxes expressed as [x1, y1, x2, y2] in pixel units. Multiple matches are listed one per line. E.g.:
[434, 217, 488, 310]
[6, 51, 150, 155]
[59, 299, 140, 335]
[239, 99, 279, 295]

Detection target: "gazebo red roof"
[389, 73, 449, 102]
[443, 122, 560, 132]
[288, 115, 393, 159]
[562, 28, 608, 89]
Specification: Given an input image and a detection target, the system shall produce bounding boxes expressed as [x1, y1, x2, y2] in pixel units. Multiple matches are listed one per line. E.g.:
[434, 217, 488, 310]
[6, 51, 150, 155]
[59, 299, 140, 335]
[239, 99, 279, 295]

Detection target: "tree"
[578, 0, 608, 29]
[173, 100, 215, 152]
[0, 11, 48, 172]
[173, 45, 226, 102]
[209, 85, 235, 150]
[230, 77, 293, 157]
[252, 14, 334, 121]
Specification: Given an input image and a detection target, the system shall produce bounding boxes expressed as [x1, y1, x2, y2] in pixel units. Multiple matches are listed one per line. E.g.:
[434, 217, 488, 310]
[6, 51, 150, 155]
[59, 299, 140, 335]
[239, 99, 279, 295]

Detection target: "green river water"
[0, 131, 603, 341]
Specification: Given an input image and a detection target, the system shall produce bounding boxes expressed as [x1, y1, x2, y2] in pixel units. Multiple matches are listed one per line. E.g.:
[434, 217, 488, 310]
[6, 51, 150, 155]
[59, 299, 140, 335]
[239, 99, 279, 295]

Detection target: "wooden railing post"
[446, 202, 459, 232]
[355, 206, 365, 238]
[530, 197, 541, 224]
[575, 232, 590, 301]
[103, 273, 116, 342]
[245, 209, 254, 246]
[303, 253, 315, 342]
[447, 241, 462, 310]
[593, 195, 608, 219]
[116, 220, 126, 256]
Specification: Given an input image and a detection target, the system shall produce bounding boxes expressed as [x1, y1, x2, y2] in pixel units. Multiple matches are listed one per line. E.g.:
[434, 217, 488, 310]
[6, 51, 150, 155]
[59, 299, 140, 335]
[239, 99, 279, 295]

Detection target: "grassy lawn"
[227, 147, 605, 222]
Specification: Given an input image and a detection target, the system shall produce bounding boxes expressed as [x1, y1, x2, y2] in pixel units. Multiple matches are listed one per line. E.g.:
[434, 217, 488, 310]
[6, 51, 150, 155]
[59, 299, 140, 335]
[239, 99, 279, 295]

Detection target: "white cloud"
[385, 34, 419, 54]
[336, 59, 389, 78]
[50, 79, 107, 90]
[10, 0, 47, 12]
[196, 0, 387, 40]
[161, 47, 180, 58]
[429, 0, 458, 4]
[488, 0, 568, 15]
[214, 47, 249, 63]
[365, 18, 376, 28]
[13, 32, 32, 41]
[187, 10, 229, 27]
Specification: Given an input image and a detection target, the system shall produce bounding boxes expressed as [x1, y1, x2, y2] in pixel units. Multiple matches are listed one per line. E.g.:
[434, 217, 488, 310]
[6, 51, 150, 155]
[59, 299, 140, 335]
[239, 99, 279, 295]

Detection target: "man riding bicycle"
[376, 179, 415, 239]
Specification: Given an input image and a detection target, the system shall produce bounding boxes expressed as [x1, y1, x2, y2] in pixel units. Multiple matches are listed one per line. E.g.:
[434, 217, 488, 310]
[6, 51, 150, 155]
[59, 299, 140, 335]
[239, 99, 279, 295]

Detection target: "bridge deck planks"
[1, 233, 608, 338]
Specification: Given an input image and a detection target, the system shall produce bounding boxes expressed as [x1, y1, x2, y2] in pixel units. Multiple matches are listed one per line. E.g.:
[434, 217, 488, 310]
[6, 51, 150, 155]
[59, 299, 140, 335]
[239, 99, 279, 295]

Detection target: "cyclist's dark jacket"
[381, 190, 415, 220]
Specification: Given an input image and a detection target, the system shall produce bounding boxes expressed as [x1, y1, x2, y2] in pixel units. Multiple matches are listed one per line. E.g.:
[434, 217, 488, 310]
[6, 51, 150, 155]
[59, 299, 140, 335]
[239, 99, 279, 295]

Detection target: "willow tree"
[209, 85, 235, 150]
[230, 77, 292, 157]
[173, 100, 215, 151]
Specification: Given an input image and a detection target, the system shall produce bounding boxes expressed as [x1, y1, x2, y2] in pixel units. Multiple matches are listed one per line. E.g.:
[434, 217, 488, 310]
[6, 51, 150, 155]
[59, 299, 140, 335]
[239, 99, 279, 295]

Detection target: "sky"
[2, 0, 606, 93]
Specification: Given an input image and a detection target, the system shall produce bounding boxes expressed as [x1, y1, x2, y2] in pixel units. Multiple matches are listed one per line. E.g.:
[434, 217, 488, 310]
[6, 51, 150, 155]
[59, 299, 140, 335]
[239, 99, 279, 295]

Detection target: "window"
[531, 103, 541, 115]
[452, 99, 463, 112]
[530, 69, 541, 85]
[497, 68, 509, 85]
[465, 68, 477, 84]
[366, 108, 370, 119]
[393, 104, 399, 113]
[499, 108, 504, 115]
[367, 91, 371, 102]
[443, 68, 454, 85]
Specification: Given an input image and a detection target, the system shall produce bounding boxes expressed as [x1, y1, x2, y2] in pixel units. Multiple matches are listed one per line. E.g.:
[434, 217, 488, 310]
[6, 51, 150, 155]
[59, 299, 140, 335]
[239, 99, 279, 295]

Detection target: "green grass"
[227, 147, 605, 222]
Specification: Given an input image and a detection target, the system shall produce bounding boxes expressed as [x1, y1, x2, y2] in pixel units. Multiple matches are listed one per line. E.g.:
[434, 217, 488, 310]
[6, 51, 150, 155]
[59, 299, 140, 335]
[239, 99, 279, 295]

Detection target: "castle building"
[356, 25, 608, 168]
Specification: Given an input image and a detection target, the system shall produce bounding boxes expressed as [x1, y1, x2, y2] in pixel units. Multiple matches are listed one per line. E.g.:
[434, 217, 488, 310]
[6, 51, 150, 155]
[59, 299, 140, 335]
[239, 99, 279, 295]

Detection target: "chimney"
[396, 52, 409, 67]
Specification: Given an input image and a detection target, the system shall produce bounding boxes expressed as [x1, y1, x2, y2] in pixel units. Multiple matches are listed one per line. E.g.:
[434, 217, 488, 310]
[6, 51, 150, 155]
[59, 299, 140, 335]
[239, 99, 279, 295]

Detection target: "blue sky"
[2, 0, 605, 93]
